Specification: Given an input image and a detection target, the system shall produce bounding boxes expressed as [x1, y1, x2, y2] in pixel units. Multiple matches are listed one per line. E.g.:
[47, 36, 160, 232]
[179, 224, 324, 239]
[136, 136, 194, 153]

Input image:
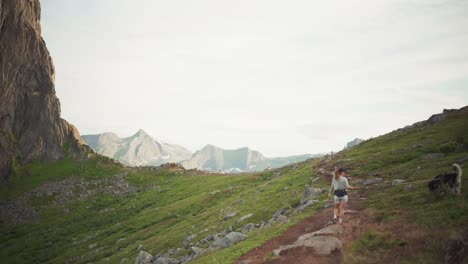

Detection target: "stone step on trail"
[272, 224, 343, 257]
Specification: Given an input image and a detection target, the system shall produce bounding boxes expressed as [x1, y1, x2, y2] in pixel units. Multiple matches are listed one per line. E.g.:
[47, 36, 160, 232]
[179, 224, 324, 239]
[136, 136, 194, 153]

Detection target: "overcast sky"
[41, 0, 468, 156]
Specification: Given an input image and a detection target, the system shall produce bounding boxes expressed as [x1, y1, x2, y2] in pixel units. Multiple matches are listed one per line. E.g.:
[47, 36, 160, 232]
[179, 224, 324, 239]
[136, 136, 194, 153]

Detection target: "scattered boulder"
[242, 223, 255, 233]
[363, 178, 383, 185]
[293, 199, 318, 214]
[224, 211, 237, 220]
[137, 244, 145, 251]
[88, 243, 97, 249]
[392, 179, 406, 186]
[190, 246, 205, 256]
[210, 232, 247, 250]
[272, 207, 289, 220]
[237, 213, 253, 223]
[183, 234, 197, 247]
[275, 215, 289, 224]
[301, 187, 324, 204]
[135, 251, 153, 264]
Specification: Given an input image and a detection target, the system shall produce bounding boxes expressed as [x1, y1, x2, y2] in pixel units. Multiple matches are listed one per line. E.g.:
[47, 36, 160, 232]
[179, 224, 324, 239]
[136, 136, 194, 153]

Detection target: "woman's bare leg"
[339, 202, 347, 223]
[334, 203, 340, 220]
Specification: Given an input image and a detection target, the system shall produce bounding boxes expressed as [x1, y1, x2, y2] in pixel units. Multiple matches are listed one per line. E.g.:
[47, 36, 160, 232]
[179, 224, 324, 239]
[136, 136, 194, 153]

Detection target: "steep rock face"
[0, 0, 89, 181]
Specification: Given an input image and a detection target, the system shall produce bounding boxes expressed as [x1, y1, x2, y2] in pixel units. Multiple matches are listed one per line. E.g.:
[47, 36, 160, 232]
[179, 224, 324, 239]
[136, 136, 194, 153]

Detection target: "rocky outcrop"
[345, 138, 365, 149]
[210, 232, 247, 250]
[135, 251, 152, 264]
[0, 0, 90, 182]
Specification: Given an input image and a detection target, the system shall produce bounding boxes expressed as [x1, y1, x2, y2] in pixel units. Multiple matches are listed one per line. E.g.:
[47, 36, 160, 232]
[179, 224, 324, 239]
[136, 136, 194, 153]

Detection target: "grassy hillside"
[1, 107, 467, 264]
[322, 107, 468, 263]
[0, 157, 326, 263]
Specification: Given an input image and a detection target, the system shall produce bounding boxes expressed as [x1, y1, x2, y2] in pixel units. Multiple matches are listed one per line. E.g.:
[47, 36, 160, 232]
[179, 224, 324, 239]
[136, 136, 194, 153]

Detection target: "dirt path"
[237, 195, 365, 264]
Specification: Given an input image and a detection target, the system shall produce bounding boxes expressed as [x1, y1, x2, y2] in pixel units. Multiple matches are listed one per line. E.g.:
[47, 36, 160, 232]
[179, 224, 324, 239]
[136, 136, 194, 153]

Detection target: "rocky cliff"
[0, 0, 89, 182]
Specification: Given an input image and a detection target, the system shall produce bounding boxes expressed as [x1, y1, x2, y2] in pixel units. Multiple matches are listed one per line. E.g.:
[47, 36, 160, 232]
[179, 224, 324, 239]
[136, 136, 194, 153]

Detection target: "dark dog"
[428, 164, 462, 195]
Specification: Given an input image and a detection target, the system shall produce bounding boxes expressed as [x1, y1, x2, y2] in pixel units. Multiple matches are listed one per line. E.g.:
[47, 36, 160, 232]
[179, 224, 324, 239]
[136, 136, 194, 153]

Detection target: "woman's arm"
[345, 178, 359, 189]
[328, 180, 334, 199]
[345, 179, 359, 190]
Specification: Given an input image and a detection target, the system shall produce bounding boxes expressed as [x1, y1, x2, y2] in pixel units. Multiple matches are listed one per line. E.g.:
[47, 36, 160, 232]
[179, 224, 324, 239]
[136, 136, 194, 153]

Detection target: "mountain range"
[81, 130, 319, 172]
[81, 129, 192, 167]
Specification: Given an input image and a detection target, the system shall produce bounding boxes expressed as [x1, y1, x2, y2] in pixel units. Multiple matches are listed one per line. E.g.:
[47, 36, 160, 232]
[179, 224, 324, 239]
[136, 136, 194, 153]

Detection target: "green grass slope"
[0, 157, 326, 263]
[323, 107, 468, 263]
[1, 106, 467, 264]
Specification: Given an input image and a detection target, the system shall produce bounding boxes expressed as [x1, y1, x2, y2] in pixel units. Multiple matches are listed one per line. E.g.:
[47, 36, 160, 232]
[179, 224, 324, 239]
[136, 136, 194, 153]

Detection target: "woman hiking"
[327, 167, 358, 224]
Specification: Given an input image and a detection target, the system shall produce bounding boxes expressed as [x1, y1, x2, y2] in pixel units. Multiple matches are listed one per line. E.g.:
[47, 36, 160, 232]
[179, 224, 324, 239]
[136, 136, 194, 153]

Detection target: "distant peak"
[101, 132, 119, 137]
[134, 129, 149, 137]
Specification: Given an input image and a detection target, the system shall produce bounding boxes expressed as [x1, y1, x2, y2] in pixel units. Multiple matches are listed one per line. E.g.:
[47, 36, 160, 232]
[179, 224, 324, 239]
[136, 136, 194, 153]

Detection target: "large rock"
[301, 187, 324, 204]
[237, 213, 253, 223]
[183, 234, 197, 247]
[363, 178, 383, 185]
[210, 232, 247, 250]
[135, 251, 152, 264]
[293, 199, 318, 214]
[273, 236, 342, 256]
[273, 225, 342, 256]
[223, 211, 237, 220]
[0, 0, 91, 183]
[242, 223, 255, 233]
[272, 207, 289, 220]
[191, 246, 205, 256]
[392, 179, 406, 186]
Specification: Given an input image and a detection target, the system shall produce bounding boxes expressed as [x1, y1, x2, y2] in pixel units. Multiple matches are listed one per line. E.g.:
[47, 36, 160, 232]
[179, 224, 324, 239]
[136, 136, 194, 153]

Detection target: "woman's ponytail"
[334, 168, 346, 179]
[334, 167, 340, 179]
